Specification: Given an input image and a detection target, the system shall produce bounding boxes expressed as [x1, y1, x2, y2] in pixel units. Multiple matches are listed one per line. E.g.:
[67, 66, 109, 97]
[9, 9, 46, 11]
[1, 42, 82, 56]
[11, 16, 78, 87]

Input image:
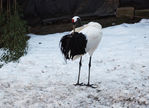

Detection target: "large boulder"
[20, 0, 119, 26]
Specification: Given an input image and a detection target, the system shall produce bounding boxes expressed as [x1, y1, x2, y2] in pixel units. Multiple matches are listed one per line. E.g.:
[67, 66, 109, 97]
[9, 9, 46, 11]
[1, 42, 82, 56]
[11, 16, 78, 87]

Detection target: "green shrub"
[0, 3, 28, 64]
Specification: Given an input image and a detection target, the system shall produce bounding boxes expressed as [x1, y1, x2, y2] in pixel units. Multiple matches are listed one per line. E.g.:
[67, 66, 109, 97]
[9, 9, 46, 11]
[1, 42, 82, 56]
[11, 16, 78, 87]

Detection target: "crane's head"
[72, 16, 82, 29]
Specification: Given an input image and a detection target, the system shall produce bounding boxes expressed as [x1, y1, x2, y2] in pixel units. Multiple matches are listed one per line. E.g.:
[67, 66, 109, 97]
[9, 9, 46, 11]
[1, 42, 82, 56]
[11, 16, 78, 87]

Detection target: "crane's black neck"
[73, 18, 82, 32]
[75, 18, 82, 28]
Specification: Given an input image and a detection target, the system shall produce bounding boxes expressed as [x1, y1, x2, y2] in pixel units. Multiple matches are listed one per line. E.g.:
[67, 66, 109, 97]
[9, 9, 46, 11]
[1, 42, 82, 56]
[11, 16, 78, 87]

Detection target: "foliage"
[0, 1, 28, 63]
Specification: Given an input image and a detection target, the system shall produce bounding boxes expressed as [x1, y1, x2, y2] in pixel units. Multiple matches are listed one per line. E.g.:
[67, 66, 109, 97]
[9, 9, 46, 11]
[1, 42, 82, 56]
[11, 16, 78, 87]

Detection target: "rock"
[135, 9, 149, 18]
[116, 7, 135, 19]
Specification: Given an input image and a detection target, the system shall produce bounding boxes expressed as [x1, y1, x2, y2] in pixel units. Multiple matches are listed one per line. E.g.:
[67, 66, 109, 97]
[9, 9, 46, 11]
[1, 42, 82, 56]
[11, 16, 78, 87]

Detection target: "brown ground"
[29, 16, 142, 35]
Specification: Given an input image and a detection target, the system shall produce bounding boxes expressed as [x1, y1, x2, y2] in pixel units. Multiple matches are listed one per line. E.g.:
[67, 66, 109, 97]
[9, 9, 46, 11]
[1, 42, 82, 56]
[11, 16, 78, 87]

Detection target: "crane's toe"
[86, 84, 97, 88]
[74, 82, 84, 86]
[74, 83, 97, 88]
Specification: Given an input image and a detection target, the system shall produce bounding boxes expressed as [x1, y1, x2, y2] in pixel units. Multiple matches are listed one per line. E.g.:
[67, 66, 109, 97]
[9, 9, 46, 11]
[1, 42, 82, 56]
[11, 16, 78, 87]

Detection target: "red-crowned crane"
[60, 16, 102, 87]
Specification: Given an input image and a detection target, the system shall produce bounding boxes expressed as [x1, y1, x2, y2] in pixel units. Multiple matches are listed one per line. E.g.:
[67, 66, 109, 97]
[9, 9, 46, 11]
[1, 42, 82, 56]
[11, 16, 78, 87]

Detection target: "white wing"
[80, 22, 102, 56]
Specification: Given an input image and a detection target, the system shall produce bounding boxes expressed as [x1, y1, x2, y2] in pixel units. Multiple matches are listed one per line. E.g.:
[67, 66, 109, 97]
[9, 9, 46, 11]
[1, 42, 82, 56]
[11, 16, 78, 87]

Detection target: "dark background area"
[19, 0, 149, 26]
[120, 0, 149, 9]
[13, 0, 149, 34]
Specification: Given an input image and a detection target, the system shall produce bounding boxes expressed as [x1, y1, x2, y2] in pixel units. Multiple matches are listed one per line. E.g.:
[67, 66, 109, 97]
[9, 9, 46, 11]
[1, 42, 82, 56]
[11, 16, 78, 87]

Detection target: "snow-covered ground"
[0, 19, 149, 108]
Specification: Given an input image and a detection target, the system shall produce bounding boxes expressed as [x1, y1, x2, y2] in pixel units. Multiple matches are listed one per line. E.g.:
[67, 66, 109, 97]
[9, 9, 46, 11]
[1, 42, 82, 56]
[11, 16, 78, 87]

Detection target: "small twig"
[0, 0, 3, 13]
[7, 0, 9, 19]
[14, 0, 16, 14]
[8, 0, 10, 15]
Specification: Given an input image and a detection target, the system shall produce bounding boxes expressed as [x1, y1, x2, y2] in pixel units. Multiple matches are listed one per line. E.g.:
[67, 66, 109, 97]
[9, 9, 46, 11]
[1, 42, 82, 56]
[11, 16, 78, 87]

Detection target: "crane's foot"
[74, 82, 84, 86]
[86, 84, 97, 88]
[74, 83, 98, 88]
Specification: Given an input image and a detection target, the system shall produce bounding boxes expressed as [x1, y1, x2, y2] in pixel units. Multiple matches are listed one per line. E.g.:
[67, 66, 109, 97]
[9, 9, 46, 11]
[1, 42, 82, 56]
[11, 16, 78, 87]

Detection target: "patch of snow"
[140, 19, 149, 23]
[0, 20, 149, 107]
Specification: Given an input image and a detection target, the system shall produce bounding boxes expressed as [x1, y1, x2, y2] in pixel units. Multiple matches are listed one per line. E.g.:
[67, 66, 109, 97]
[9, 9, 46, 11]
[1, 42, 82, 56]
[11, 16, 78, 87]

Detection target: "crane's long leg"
[87, 56, 92, 86]
[85, 56, 97, 88]
[75, 57, 83, 85]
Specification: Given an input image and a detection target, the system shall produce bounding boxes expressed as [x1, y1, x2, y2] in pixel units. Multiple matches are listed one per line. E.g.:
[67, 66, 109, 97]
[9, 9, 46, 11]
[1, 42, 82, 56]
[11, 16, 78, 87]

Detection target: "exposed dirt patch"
[29, 16, 141, 35]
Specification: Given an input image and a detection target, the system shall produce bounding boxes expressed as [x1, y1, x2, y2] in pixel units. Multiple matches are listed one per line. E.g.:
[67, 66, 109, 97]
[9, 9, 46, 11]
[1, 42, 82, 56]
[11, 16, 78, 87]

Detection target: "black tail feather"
[59, 32, 87, 60]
